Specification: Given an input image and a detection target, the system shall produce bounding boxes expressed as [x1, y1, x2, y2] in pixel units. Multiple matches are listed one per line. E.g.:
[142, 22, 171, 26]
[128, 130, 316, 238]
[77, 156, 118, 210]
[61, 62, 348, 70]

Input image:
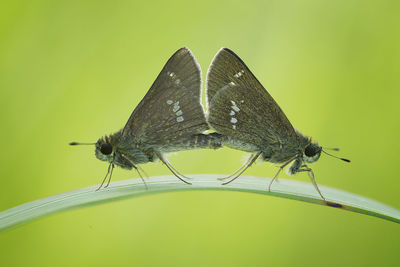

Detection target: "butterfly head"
[95, 136, 115, 163]
[94, 133, 138, 170]
[303, 141, 322, 163]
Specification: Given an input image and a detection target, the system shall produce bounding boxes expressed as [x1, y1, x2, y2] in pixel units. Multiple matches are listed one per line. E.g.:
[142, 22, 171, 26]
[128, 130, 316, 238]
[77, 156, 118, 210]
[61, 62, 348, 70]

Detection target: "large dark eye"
[304, 145, 317, 157]
[100, 143, 113, 155]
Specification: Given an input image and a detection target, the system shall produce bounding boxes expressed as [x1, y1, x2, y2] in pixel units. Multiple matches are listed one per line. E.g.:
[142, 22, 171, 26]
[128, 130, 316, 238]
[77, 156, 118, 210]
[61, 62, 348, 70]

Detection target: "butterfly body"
[221, 130, 311, 164]
[95, 131, 223, 170]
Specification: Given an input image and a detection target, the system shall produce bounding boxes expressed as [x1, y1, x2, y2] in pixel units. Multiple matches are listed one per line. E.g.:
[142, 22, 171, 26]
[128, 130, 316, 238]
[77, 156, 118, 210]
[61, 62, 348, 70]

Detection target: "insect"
[205, 48, 350, 200]
[71, 47, 222, 190]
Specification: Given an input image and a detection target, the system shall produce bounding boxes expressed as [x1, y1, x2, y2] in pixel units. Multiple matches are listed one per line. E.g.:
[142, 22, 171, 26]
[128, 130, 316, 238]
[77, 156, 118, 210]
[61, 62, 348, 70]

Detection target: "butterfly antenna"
[323, 147, 340, 151]
[322, 149, 350, 163]
[69, 142, 95, 146]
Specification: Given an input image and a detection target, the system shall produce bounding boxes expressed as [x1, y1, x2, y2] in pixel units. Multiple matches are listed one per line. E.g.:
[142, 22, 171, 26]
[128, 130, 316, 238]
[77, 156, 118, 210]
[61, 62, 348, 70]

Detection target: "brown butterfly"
[71, 47, 221, 190]
[206, 48, 349, 200]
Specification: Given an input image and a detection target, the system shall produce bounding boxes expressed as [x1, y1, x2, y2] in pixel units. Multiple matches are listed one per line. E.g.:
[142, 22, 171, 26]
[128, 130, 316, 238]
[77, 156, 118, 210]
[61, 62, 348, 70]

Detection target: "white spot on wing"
[177, 116, 184, 122]
[231, 118, 238, 124]
[220, 81, 237, 92]
[230, 100, 240, 112]
[176, 110, 183, 116]
[232, 125, 236, 130]
[229, 110, 235, 116]
[172, 101, 180, 112]
[166, 100, 173, 105]
[233, 70, 245, 78]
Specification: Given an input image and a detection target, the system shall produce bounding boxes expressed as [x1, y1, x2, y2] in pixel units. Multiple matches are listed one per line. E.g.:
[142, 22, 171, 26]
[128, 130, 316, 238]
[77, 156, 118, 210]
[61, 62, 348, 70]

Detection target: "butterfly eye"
[304, 145, 317, 157]
[100, 143, 113, 155]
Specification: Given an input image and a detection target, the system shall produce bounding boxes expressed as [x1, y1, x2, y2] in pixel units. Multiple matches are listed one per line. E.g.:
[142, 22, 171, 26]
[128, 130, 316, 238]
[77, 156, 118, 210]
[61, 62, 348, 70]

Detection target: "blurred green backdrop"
[1, 0, 399, 266]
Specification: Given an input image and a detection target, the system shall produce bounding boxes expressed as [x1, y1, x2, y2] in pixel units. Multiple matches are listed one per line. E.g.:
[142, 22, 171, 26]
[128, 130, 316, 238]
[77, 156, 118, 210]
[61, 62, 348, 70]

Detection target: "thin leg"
[96, 163, 113, 191]
[137, 165, 148, 178]
[156, 152, 192, 185]
[133, 165, 148, 190]
[120, 154, 149, 189]
[221, 151, 262, 185]
[297, 167, 326, 200]
[104, 164, 115, 188]
[217, 153, 256, 181]
[161, 156, 193, 180]
[267, 157, 297, 192]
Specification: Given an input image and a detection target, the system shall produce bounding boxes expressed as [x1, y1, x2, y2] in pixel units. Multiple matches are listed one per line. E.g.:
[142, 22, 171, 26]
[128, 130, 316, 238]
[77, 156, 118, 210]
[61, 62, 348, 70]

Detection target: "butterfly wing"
[122, 47, 208, 147]
[206, 48, 297, 149]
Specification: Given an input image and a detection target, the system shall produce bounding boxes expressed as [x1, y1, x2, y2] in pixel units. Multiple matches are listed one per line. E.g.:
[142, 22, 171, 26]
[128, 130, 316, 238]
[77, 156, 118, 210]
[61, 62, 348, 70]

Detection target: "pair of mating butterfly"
[71, 47, 350, 200]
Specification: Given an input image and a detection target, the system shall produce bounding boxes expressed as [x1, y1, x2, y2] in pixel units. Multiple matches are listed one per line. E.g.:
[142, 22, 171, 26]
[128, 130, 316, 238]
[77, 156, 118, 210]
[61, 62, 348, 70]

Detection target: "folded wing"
[122, 47, 208, 147]
[206, 48, 297, 148]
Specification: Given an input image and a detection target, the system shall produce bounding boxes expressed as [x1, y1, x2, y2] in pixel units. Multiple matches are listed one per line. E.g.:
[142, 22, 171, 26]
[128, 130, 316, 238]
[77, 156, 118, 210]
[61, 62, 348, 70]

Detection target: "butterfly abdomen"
[179, 132, 224, 150]
[219, 135, 261, 153]
[156, 132, 223, 152]
[191, 133, 224, 149]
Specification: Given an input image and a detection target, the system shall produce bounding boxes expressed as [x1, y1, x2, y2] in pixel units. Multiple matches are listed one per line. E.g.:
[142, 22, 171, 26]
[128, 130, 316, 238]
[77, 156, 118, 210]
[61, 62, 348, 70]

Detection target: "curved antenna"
[322, 149, 351, 163]
[69, 142, 95, 146]
[324, 147, 340, 151]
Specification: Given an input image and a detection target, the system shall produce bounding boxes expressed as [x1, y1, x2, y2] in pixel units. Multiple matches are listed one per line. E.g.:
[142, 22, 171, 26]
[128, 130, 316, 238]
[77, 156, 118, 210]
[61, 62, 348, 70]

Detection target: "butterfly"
[206, 48, 349, 200]
[71, 47, 222, 190]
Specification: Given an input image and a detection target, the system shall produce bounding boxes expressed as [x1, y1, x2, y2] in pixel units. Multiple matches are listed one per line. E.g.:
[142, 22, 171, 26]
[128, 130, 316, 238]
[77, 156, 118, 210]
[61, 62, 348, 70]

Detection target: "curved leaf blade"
[0, 175, 399, 232]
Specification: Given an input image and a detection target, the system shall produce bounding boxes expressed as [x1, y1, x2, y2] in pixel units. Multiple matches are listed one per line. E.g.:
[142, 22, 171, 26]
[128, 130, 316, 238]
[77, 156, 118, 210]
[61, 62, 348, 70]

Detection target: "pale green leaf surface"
[0, 175, 399, 232]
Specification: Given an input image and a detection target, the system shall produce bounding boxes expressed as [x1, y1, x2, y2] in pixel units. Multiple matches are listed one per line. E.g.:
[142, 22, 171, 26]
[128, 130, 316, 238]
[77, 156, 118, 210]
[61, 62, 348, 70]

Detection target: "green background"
[1, 0, 399, 266]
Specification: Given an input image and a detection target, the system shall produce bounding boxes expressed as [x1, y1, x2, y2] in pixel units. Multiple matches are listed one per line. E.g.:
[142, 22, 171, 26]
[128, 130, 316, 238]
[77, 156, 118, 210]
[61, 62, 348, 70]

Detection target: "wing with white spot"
[122, 47, 208, 146]
[206, 48, 297, 148]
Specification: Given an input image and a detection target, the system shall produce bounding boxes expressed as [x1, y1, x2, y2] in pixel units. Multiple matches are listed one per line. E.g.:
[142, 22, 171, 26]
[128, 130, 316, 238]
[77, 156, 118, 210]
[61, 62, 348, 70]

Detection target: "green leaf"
[0, 175, 399, 232]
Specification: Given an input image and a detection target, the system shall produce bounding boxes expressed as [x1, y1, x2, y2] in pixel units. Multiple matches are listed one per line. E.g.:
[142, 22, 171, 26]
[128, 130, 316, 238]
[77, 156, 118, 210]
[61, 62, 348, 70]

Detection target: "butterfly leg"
[217, 153, 257, 181]
[155, 152, 192, 185]
[120, 154, 149, 189]
[297, 166, 326, 200]
[169, 165, 194, 180]
[131, 164, 148, 190]
[104, 163, 115, 188]
[136, 165, 148, 179]
[267, 157, 297, 192]
[96, 163, 114, 191]
[221, 151, 262, 185]
[161, 157, 194, 180]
